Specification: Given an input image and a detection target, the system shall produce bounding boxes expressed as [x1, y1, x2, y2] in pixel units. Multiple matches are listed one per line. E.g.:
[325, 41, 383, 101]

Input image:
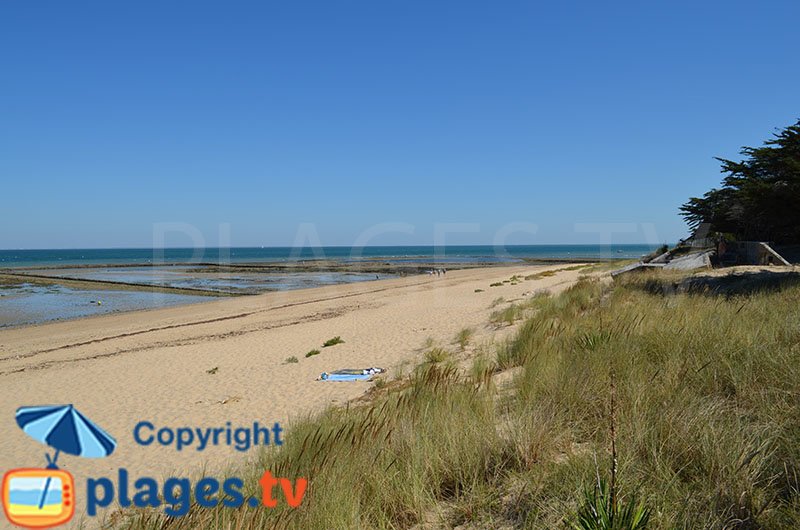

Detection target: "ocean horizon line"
[0, 243, 668, 252]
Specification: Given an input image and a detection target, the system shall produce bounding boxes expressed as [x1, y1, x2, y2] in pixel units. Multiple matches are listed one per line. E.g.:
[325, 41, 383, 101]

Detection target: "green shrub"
[305, 349, 321, 358]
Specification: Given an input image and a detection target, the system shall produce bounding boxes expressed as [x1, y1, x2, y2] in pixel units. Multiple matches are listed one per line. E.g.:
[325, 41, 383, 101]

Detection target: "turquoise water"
[0, 245, 657, 268]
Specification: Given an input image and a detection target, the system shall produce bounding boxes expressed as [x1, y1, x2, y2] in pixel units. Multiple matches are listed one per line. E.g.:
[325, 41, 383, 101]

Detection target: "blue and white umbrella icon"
[15, 404, 116, 508]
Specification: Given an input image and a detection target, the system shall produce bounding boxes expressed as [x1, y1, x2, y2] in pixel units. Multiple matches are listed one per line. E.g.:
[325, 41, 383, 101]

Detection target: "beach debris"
[206, 366, 219, 374]
[217, 396, 241, 405]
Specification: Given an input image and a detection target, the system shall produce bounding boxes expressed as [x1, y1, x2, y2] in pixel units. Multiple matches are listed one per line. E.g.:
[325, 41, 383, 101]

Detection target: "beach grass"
[322, 336, 345, 347]
[524, 270, 556, 280]
[489, 296, 505, 308]
[424, 346, 450, 364]
[454, 327, 474, 351]
[489, 303, 523, 326]
[118, 270, 800, 529]
[304, 349, 320, 358]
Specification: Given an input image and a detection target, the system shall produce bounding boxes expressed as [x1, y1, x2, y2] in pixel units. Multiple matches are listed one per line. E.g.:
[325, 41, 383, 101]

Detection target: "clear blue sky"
[1, 1, 798, 249]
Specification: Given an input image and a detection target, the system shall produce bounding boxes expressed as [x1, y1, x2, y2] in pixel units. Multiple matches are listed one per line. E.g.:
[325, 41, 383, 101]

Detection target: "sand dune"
[0, 264, 585, 525]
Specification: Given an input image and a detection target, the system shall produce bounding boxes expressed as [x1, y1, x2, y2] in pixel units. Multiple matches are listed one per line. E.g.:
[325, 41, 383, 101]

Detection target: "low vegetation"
[454, 327, 474, 350]
[304, 349, 320, 358]
[489, 303, 523, 326]
[322, 336, 344, 347]
[489, 296, 505, 308]
[284, 356, 299, 364]
[525, 269, 557, 280]
[423, 346, 450, 364]
[120, 270, 800, 529]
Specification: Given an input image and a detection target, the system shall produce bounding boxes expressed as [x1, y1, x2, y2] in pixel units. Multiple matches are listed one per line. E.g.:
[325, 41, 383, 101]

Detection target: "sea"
[0, 245, 656, 328]
[0, 245, 655, 268]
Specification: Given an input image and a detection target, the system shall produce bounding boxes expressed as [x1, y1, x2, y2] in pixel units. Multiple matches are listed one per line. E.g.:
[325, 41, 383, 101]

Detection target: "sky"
[1, 1, 798, 249]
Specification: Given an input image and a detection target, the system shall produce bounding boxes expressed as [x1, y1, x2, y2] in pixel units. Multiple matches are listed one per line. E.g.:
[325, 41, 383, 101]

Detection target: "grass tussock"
[120, 271, 800, 529]
[490, 296, 505, 308]
[454, 327, 474, 350]
[424, 346, 450, 364]
[304, 349, 320, 358]
[322, 336, 344, 347]
[490, 304, 523, 326]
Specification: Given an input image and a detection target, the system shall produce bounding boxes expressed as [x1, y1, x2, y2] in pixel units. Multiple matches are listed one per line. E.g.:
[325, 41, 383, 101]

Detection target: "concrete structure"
[718, 241, 791, 266]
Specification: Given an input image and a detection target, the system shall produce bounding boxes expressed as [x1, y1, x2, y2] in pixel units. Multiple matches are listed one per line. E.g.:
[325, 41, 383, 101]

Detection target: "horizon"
[0, 243, 667, 251]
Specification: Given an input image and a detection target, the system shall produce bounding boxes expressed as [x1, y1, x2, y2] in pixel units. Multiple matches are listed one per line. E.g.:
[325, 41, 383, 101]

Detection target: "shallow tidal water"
[0, 283, 209, 329]
[0, 269, 394, 328]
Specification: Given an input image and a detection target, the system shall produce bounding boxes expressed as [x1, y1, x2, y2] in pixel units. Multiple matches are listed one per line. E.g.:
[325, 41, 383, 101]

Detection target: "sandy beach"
[0, 264, 585, 524]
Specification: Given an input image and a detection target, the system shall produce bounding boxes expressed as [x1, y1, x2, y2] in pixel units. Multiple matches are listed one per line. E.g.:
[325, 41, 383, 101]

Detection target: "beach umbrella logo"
[2, 404, 116, 529]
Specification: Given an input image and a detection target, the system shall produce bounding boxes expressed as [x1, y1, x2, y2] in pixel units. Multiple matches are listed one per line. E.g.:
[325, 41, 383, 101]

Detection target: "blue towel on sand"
[320, 372, 373, 382]
[318, 367, 385, 382]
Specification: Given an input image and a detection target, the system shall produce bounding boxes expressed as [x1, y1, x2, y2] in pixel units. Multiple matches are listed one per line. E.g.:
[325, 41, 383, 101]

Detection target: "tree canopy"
[680, 119, 800, 244]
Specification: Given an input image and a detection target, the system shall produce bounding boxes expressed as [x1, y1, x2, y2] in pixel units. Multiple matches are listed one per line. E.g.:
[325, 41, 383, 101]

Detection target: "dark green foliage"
[680, 119, 800, 243]
[572, 479, 651, 530]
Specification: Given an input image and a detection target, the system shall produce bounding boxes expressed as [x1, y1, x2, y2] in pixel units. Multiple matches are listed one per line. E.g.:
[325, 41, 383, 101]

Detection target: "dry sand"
[0, 264, 586, 525]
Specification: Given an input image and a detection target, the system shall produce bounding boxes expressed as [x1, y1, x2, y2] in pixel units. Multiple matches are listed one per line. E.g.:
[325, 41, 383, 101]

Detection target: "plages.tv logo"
[2, 404, 116, 529]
